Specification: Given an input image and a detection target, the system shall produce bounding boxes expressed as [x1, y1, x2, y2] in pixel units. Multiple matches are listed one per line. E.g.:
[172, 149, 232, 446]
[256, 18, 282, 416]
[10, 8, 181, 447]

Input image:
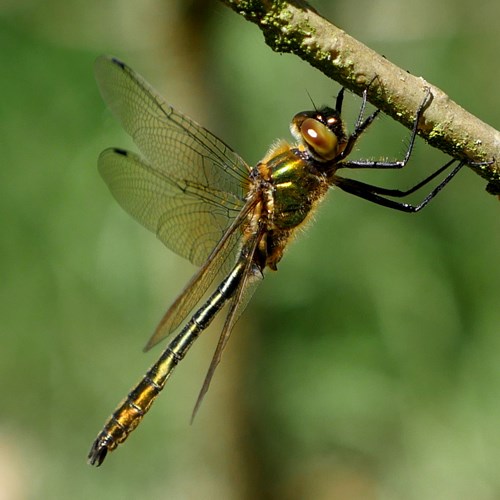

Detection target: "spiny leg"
[336, 158, 457, 199]
[340, 88, 432, 169]
[353, 88, 370, 130]
[337, 89, 382, 160]
[332, 159, 465, 213]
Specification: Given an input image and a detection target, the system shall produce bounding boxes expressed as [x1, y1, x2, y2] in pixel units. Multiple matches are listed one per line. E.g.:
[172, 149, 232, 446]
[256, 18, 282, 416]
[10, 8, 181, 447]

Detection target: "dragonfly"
[88, 55, 472, 466]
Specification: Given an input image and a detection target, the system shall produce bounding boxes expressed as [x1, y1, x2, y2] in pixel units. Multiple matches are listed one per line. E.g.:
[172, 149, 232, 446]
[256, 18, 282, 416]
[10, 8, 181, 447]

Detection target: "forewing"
[99, 147, 243, 265]
[95, 55, 249, 266]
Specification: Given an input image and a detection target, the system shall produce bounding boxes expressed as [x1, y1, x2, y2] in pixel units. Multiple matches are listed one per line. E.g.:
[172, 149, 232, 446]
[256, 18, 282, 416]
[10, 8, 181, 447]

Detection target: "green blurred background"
[2, 1, 500, 499]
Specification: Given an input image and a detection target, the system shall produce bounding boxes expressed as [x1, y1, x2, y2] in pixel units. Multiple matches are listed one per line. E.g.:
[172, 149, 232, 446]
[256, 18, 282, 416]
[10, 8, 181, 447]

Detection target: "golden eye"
[300, 118, 338, 161]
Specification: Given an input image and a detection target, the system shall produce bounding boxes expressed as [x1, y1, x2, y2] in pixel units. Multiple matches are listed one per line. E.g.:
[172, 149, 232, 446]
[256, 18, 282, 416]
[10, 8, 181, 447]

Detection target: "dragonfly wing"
[191, 229, 264, 420]
[95, 55, 249, 266]
[145, 197, 257, 350]
[99, 147, 243, 267]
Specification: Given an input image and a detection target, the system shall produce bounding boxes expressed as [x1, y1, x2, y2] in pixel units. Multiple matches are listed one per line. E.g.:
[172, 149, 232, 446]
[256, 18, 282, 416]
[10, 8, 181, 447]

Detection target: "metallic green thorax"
[266, 148, 327, 230]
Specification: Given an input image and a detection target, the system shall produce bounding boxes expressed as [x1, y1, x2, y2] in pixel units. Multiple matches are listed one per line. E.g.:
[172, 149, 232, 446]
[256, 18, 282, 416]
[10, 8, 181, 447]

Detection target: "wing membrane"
[95, 55, 249, 266]
[99, 148, 243, 265]
[191, 233, 264, 420]
[145, 197, 257, 349]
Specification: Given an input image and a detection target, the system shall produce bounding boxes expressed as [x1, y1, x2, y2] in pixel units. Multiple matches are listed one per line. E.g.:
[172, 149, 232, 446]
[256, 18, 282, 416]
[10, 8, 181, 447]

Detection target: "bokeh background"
[2, 1, 500, 499]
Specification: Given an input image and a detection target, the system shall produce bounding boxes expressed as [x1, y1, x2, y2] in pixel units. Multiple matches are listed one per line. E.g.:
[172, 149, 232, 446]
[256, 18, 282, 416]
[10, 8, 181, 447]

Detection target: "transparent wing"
[191, 232, 264, 420]
[98, 147, 244, 266]
[95, 55, 250, 266]
[145, 197, 257, 350]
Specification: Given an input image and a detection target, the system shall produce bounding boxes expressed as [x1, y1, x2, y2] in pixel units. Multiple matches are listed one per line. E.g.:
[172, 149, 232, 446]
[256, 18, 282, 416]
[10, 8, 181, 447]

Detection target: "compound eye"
[300, 118, 338, 161]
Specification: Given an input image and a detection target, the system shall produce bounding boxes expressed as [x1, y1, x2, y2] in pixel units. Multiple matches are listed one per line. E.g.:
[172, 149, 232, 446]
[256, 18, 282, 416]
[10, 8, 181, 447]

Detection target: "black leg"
[353, 89, 369, 130]
[336, 89, 382, 161]
[335, 87, 345, 114]
[331, 160, 465, 213]
[338, 88, 432, 169]
[336, 158, 457, 198]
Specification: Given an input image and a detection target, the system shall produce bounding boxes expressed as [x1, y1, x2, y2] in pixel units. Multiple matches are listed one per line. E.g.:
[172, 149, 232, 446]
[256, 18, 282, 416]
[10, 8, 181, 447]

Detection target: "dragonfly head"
[291, 107, 348, 162]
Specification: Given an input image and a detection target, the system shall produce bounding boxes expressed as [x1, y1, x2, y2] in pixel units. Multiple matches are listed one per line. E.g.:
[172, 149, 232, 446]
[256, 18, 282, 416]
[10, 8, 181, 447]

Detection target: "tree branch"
[221, 0, 500, 195]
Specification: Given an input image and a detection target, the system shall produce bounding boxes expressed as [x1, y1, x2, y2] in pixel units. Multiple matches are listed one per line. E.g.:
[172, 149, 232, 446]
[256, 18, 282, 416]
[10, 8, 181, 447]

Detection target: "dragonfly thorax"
[252, 141, 330, 270]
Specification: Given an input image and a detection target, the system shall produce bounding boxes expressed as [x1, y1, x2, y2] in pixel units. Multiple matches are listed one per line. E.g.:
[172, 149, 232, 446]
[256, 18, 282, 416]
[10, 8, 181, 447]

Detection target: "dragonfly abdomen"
[88, 260, 246, 466]
[87, 344, 181, 466]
